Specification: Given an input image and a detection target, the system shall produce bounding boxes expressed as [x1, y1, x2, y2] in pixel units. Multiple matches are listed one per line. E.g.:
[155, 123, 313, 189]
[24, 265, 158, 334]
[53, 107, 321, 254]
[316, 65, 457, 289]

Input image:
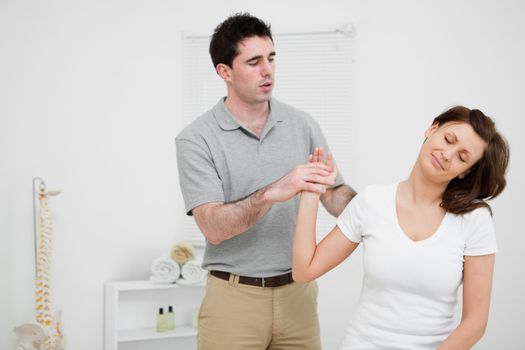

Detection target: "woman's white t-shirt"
[336, 183, 497, 350]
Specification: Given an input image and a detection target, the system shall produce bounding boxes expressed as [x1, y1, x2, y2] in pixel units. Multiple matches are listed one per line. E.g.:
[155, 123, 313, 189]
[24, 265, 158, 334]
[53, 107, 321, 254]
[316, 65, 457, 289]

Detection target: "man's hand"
[264, 157, 335, 203]
[193, 147, 343, 244]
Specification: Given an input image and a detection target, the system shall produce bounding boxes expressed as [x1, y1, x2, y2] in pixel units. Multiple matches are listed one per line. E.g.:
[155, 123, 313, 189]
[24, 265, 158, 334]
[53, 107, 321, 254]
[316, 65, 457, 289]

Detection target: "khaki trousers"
[198, 274, 321, 350]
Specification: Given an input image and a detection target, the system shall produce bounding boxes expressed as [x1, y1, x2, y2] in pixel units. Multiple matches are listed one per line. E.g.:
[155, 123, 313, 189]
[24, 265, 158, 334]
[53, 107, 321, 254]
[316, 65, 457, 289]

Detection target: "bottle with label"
[165, 305, 175, 330]
[192, 307, 199, 329]
[156, 307, 166, 332]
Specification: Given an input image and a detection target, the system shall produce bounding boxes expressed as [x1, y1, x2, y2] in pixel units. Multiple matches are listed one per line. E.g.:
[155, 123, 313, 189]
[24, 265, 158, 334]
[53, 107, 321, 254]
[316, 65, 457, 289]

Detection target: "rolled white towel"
[149, 255, 180, 284]
[178, 260, 205, 285]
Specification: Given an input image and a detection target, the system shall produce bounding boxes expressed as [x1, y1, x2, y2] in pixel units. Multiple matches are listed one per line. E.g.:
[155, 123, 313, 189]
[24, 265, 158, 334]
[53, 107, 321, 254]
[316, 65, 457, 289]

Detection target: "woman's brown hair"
[433, 106, 509, 215]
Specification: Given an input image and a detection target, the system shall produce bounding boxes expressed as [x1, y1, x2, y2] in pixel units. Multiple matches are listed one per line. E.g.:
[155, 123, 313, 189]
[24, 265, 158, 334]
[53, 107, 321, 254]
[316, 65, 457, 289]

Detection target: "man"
[176, 13, 356, 350]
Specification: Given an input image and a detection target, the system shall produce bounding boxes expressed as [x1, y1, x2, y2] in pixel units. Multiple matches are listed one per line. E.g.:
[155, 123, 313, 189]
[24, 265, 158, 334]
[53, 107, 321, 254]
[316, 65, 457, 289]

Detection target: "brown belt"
[210, 270, 294, 288]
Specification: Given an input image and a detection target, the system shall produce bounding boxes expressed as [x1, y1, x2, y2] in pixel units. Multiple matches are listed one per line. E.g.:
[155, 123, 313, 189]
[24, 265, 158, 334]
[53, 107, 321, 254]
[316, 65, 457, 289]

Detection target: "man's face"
[220, 36, 275, 105]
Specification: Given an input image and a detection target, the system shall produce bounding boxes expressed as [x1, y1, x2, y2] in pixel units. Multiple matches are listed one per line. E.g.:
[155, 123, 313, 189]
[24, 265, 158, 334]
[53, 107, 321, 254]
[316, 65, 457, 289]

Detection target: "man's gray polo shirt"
[176, 97, 344, 277]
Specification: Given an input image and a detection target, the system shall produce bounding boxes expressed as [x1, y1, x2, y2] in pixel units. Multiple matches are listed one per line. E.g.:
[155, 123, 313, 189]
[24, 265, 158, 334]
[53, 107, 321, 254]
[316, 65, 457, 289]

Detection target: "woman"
[293, 106, 509, 349]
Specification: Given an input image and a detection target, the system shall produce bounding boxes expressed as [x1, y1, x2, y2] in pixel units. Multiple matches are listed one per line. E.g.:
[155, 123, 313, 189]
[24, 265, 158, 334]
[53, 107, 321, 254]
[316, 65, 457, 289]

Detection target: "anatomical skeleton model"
[14, 185, 64, 350]
[35, 188, 64, 349]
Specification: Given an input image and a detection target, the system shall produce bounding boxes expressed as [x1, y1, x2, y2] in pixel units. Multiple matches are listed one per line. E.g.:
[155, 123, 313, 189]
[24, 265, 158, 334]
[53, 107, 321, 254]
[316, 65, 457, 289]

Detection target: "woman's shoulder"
[460, 206, 494, 229]
[359, 183, 398, 199]
[459, 207, 497, 254]
[347, 183, 397, 214]
[462, 206, 492, 217]
[446, 207, 495, 243]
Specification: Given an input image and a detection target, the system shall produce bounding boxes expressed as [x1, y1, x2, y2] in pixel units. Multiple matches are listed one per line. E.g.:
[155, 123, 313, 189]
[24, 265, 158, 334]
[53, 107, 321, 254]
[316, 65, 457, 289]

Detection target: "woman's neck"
[400, 167, 447, 208]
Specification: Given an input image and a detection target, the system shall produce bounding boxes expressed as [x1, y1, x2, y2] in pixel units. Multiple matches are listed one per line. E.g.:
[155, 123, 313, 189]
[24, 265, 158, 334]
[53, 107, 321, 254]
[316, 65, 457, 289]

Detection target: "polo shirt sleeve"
[176, 138, 225, 216]
[336, 188, 366, 243]
[308, 118, 345, 187]
[463, 207, 498, 256]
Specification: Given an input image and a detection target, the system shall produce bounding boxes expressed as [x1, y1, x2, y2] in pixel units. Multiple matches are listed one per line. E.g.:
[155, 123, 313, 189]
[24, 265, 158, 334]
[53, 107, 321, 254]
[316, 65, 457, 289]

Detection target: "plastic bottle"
[192, 307, 199, 329]
[156, 307, 166, 332]
[165, 305, 175, 330]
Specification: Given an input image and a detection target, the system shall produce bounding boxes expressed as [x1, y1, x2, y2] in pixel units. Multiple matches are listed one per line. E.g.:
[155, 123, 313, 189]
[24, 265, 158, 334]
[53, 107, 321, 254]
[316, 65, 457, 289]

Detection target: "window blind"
[181, 29, 355, 247]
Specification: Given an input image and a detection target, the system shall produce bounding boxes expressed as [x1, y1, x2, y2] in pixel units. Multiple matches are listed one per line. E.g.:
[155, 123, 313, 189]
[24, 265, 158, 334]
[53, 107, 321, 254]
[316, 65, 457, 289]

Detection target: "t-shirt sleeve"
[309, 118, 345, 187]
[336, 189, 366, 243]
[464, 207, 498, 256]
[175, 138, 225, 216]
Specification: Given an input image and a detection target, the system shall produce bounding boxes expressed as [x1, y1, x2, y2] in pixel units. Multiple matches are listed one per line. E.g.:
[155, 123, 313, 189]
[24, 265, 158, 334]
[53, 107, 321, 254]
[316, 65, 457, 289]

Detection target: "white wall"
[1, 0, 524, 349]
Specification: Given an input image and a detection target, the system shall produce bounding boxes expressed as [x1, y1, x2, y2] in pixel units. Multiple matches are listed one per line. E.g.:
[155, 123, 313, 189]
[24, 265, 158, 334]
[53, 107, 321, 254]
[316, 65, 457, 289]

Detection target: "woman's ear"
[424, 122, 440, 139]
[458, 168, 471, 179]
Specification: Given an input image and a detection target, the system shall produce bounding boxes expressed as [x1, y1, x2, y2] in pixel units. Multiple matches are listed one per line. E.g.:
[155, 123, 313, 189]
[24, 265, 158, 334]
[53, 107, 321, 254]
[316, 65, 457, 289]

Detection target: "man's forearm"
[320, 184, 356, 217]
[195, 161, 333, 244]
[196, 187, 273, 245]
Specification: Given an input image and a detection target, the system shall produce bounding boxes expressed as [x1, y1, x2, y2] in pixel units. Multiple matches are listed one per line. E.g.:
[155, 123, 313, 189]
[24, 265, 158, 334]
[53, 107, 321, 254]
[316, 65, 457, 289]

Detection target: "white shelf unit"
[105, 280, 206, 350]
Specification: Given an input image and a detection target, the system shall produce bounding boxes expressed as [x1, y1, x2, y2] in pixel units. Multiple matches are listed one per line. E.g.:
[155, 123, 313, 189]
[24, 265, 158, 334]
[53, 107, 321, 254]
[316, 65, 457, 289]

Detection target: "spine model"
[36, 189, 63, 350]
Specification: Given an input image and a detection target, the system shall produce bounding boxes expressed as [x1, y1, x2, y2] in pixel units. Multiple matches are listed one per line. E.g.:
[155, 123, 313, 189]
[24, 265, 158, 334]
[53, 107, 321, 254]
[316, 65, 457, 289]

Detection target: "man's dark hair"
[209, 13, 273, 68]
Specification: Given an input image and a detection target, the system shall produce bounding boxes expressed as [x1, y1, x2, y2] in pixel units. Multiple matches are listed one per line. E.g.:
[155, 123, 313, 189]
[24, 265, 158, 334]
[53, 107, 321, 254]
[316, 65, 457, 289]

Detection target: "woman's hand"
[307, 147, 338, 191]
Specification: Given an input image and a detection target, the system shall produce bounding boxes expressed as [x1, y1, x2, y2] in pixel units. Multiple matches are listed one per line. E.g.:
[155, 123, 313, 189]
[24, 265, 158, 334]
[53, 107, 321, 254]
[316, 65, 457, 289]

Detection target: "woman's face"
[418, 121, 487, 183]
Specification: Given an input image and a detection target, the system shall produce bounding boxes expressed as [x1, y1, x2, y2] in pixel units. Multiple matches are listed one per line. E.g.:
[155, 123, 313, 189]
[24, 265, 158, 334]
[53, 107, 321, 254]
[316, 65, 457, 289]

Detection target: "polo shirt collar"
[213, 97, 284, 132]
